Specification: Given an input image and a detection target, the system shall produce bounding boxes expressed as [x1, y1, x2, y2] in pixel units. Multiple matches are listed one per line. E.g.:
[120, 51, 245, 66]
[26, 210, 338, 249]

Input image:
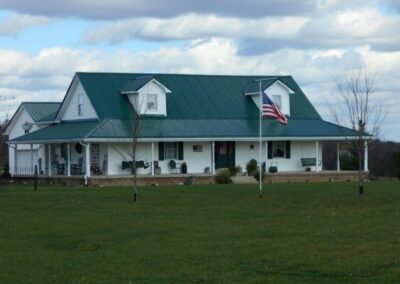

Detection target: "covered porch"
[8, 138, 370, 180]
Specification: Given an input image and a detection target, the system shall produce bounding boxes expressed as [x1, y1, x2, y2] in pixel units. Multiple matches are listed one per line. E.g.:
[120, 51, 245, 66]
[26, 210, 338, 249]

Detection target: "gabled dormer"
[244, 78, 294, 116]
[120, 76, 171, 116]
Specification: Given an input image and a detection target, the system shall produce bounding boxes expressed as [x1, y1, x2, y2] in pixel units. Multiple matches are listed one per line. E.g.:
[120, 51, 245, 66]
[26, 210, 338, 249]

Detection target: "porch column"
[86, 143, 91, 177]
[30, 143, 33, 175]
[364, 141, 369, 172]
[315, 140, 319, 173]
[151, 142, 155, 176]
[211, 141, 215, 174]
[67, 143, 71, 176]
[336, 142, 340, 171]
[14, 144, 17, 176]
[48, 144, 52, 176]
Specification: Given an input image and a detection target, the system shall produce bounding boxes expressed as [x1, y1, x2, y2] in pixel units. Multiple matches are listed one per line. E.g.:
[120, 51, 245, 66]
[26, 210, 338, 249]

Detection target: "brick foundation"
[265, 171, 368, 183]
[7, 171, 368, 187]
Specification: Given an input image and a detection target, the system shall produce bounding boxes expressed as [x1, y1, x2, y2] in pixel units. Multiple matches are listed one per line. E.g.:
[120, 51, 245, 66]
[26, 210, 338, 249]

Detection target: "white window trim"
[271, 95, 282, 110]
[146, 93, 158, 111]
[164, 142, 178, 160]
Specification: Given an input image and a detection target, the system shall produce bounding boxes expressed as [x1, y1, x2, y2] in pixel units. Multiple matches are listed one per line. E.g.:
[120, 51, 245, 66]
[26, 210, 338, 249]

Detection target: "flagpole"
[259, 80, 263, 198]
[254, 77, 285, 199]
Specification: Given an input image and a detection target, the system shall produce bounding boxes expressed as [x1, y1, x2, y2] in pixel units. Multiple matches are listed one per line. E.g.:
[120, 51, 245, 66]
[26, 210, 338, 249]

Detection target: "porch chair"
[51, 155, 59, 175]
[71, 157, 83, 175]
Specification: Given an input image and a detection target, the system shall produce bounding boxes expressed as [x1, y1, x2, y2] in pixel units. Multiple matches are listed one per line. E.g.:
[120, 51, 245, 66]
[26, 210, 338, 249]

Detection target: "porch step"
[230, 175, 258, 184]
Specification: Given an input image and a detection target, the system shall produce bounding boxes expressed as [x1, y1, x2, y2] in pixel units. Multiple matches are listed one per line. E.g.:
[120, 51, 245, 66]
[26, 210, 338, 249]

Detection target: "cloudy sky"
[0, 0, 399, 140]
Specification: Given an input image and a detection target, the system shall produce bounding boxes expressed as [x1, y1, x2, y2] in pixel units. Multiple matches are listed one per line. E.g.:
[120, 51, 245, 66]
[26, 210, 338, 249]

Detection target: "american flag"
[262, 92, 288, 125]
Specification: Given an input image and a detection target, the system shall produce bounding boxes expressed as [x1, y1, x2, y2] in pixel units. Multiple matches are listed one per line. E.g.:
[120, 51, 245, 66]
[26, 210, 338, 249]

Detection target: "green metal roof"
[89, 118, 358, 139]
[77, 72, 322, 121]
[120, 75, 154, 93]
[10, 120, 99, 142]
[243, 78, 279, 94]
[10, 117, 358, 143]
[22, 102, 61, 122]
[10, 72, 359, 142]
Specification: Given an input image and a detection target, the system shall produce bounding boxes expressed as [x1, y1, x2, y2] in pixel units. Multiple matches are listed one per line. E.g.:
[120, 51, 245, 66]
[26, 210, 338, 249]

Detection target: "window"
[78, 94, 84, 116]
[272, 141, 285, 158]
[272, 95, 282, 110]
[164, 142, 178, 159]
[147, 94, 158, 111]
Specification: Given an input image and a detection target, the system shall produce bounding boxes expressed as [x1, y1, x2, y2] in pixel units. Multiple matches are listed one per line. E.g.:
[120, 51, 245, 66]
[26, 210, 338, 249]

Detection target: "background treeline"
[323, 140, 400, 179]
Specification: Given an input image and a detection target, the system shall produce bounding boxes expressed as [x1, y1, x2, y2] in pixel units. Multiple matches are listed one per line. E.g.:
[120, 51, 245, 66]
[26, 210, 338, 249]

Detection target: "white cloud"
[81, 9, 400, 53]
[83, 14, 308, 44]
[0, 13, 54, 36]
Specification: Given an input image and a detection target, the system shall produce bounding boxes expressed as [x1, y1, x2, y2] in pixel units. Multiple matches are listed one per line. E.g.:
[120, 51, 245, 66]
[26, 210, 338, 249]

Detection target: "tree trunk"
[358, 147, 364, 195]
[358, 121, 365, 195]
[133, 148, 138, 202]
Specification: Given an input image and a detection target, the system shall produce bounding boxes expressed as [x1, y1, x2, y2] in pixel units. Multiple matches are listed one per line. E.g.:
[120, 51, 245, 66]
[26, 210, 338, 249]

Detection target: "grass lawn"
[0, 181, 399, 283]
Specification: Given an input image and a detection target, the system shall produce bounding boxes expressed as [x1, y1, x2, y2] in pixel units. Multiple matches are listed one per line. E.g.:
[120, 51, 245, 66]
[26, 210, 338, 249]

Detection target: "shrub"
[246, 159, 258, 175]
[215, 170, 231, 184]
[228, 166, 237, 176]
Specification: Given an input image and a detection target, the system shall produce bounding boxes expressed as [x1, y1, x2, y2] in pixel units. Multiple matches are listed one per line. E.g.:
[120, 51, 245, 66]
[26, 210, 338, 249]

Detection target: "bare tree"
[332, 68, 386, 195]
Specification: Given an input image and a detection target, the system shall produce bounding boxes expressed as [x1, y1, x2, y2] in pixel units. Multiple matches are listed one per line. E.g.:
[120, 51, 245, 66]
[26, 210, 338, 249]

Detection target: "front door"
[215, 141, 235, 169]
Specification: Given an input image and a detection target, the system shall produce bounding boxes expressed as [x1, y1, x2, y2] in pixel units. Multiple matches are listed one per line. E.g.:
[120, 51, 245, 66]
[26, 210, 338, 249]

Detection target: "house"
[5, 72, 366, 182]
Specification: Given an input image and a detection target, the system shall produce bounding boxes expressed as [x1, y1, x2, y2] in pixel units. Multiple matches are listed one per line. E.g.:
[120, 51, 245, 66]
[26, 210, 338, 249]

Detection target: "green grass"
[0, 182, 399, 283]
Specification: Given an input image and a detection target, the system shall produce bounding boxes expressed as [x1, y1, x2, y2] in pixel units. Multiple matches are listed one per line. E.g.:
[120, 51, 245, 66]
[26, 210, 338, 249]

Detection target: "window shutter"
[285, 141, 291, 159]
[158, 142, 164, 161]
[267, 142, 272, 159]
[178, 142, 184, 160]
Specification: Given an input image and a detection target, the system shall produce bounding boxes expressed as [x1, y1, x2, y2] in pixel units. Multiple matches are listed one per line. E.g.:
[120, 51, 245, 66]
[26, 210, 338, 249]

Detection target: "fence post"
[34, 165, 38, 191]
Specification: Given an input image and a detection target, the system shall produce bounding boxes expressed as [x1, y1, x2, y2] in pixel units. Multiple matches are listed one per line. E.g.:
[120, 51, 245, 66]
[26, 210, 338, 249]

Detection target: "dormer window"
[121, 76, 171, 116]
[78, 94, 84, 116]
[244, 79, 294, 116]
[272, 95, 282, 110]
[147, 94, 158, 111]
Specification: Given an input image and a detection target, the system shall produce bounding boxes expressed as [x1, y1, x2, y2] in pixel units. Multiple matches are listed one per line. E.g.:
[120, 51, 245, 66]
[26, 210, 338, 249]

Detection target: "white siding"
[182, 142, 212, 173]
[137, 81, 167, 116]
[235, 141, 267, 171]
[108, 143, 153, 175]
[8, 108, 40, 141]
[59, 80, 98, 121]
[7, 108, 44, 173]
